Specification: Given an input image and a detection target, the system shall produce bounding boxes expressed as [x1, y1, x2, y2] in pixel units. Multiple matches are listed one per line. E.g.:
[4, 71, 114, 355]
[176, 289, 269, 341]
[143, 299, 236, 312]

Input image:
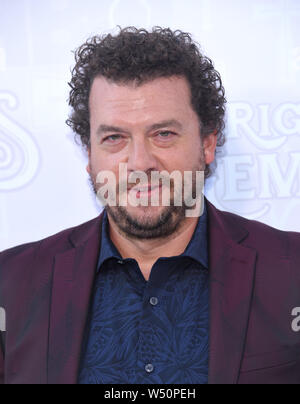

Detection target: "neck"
[107, 213, 199, 281]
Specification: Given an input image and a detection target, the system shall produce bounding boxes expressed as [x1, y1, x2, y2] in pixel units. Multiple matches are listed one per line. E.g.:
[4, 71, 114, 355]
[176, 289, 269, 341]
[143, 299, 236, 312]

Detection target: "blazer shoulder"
[0, 215, 101, 267]
[238, 212, 300, 240]
[227, 208, 299, 234]
[219, 207, 300, 255]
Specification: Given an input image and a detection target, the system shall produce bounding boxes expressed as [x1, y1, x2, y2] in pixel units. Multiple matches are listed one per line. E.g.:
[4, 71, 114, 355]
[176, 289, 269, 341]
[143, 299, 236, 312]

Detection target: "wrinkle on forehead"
[89, 75, 200, 133]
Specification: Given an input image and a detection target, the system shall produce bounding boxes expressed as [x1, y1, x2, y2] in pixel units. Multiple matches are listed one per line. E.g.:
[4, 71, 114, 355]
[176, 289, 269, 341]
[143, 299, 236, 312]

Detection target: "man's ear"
[203, 131, 218, 165]
[86, 146, 92, 175]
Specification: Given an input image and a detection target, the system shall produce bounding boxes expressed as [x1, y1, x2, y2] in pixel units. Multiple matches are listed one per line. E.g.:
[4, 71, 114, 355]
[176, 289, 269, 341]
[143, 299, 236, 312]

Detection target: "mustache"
[91, 170, 204, 192]
[95, 175, 176, 191]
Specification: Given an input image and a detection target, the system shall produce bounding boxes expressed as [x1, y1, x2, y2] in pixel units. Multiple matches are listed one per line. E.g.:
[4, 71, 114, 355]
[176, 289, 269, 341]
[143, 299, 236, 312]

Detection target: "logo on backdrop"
[211, 102, 300, 221]
[0, 92, 40, 191]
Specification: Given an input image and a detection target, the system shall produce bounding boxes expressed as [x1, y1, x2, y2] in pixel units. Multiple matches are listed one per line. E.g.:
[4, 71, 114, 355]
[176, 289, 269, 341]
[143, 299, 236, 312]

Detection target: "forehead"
[89, 75, 194, 121]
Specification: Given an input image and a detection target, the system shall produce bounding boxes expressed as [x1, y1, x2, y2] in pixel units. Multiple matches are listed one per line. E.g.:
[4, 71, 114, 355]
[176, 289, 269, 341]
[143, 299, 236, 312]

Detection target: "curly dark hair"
[67, 27, 226, 178]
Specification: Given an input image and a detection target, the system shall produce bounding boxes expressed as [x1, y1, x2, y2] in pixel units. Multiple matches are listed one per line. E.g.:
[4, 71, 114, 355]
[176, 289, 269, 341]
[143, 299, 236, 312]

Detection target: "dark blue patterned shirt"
[78, 205, 209, 384]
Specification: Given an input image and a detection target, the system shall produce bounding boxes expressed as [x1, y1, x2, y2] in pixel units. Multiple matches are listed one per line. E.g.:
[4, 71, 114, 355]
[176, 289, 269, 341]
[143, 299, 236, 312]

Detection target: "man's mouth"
[130, 184, 162, 198]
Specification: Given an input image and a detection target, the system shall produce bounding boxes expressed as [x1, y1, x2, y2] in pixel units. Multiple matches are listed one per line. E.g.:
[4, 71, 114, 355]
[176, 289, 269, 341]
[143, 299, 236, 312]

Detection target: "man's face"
[88, 75, 217, 239]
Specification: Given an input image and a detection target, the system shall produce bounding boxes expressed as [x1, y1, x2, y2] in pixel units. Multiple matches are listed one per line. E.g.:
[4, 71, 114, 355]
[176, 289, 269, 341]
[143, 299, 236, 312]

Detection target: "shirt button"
[145, 363, 154, 373]
[150, 297, 158, 306]
[117, 260, 124, 265]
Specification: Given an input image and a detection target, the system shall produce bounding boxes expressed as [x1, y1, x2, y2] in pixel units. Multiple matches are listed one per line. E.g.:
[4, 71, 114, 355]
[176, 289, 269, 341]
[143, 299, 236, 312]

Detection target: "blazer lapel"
[207, 201, 257, 384]
[47, 214, 103, 384]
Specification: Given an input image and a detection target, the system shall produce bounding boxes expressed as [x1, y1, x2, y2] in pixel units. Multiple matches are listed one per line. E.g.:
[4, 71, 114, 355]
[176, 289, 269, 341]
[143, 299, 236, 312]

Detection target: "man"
[0, 27, 300, 385]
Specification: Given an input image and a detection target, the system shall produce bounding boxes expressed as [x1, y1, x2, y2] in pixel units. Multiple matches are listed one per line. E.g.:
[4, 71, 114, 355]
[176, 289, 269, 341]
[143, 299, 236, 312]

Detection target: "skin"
[87, 75, 217, 281]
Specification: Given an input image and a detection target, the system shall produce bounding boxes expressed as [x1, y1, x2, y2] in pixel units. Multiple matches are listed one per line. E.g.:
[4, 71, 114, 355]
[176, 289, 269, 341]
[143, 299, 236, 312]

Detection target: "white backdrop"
[0, 0, 300, 251]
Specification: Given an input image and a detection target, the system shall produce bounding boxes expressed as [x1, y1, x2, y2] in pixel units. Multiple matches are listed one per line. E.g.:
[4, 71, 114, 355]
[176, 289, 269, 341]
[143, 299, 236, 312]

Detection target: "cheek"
[163, 153, 201, 175]
[89, 152, 123, 183]
[89, 146, 109, 170]
[172, 141, 203, 169]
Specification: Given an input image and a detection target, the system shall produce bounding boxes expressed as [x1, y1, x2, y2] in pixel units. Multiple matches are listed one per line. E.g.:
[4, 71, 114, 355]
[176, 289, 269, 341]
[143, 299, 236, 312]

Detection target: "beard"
[90, 156, 205, 241]
[106, 203, 187, 240]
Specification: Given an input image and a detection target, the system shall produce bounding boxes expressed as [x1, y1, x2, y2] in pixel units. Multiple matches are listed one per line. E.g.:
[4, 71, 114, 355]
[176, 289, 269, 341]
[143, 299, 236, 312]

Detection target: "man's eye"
[157, 131, 175, 139]
[103, 135, 122, 143]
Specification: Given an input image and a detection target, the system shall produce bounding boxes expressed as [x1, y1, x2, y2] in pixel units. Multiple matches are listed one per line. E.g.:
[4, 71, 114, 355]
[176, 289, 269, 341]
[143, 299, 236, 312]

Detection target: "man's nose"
[127, 138, 158, 173]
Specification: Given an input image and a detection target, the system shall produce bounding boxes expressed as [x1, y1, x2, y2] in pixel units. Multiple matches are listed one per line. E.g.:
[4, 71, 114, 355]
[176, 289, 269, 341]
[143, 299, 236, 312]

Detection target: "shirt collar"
[181, 201, 208, 269]
[97, 201, 208, 271]
[97, 209, 122, 270]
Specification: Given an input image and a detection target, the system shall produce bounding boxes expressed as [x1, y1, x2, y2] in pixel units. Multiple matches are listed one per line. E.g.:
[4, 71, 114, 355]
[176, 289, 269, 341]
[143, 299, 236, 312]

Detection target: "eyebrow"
[96, 120, 183, 138]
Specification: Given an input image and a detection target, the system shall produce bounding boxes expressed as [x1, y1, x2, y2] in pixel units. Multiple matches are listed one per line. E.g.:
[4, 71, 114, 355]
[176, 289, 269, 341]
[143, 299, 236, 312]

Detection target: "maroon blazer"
[1, 200, 300, 384]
